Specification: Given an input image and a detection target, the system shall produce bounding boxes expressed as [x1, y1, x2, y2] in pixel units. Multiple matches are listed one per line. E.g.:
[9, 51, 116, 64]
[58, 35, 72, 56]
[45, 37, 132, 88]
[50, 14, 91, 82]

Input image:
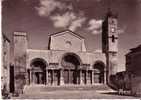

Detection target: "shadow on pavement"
[101, 91, 135, 97]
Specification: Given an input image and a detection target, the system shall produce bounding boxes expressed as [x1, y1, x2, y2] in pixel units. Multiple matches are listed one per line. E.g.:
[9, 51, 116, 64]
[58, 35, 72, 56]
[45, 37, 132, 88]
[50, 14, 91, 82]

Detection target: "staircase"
[23, 84, 111, 95]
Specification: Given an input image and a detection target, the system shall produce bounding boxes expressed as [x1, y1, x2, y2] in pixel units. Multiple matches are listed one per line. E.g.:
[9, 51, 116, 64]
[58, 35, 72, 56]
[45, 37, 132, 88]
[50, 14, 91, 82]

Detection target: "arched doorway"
[93, 61, 105, 84]
[30, 58, 47, 84]
[61, 53, 81, 84]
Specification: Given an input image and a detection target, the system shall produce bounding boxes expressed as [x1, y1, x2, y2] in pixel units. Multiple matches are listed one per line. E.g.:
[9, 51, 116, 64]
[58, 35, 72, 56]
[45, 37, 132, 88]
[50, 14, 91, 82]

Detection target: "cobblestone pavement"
[12, 90, 139, 99]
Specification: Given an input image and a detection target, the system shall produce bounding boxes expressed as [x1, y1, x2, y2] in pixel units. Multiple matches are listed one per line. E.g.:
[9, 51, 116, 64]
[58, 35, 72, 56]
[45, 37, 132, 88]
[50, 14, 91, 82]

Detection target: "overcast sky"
[2, 0, 141, 72]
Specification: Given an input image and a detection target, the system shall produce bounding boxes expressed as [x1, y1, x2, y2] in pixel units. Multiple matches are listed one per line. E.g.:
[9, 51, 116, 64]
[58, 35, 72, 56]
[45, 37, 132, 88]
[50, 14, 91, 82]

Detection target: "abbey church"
[2, 11, 119, 94]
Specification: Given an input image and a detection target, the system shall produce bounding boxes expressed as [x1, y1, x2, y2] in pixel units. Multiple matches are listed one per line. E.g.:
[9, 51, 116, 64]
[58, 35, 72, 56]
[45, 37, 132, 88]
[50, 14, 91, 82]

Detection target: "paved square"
[12, 90, 139, 99]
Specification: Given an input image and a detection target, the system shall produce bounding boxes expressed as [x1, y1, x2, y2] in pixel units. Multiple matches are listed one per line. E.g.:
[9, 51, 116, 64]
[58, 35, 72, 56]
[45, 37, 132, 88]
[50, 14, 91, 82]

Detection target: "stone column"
[39, 73, 42, 84]
[80, 70, 83, 85]
[46, 68, 48, 85]
[87, 70, 91, 85]
[60, 68, 64, 85]
[33, 71, 36, 85]
[92, 70, 94, 85]
[29, 69, 32, 85]
[52, 70, 54, 85]
[68, 69, 70, 84]
[30, 69, 34, 85]
[85, 70, 87, 85]
[104, 68, 107, 84]
[26, 69, 30, 85]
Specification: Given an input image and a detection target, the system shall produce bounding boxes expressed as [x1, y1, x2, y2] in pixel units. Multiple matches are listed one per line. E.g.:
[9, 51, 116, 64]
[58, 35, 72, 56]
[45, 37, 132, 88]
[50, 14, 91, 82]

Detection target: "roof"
[126, 44, 141, 55]
[2, 33, 10, 42]
[49, 29, 84, 39]
[130, 44, 141, 52]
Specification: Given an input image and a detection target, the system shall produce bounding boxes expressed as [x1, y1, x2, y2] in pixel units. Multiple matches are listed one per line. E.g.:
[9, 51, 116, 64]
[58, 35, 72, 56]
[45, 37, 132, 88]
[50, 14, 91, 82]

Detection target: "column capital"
[27, 67, 32, 70]
[89, 65, 93, 69]
[59, 67, 64, 70]
[58, 65, 62, 69]
[46, 67, 48, 70]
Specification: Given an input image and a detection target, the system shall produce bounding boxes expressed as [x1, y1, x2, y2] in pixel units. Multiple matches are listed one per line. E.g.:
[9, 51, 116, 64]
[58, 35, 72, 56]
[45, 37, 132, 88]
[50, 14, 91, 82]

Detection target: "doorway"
[93, 61, 105, 84]
[30, 58, 47, 85]
[61, 53, 81, 84]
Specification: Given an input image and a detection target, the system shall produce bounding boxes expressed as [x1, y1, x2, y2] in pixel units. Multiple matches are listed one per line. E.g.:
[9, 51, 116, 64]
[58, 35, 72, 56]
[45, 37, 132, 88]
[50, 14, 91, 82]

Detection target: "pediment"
[50, 30, 84, 40]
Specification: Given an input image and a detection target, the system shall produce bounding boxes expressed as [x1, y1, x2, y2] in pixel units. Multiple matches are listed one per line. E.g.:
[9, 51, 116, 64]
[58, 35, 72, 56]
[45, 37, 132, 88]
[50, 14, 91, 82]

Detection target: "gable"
[50, 30, 84, 40]
[50, 30, 85, 51]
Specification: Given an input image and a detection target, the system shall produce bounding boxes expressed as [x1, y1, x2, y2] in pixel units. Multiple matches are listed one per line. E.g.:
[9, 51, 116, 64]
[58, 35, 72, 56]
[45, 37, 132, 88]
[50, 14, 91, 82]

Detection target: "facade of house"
[126, 45, 141, 96]
[2, 34, 10, 93]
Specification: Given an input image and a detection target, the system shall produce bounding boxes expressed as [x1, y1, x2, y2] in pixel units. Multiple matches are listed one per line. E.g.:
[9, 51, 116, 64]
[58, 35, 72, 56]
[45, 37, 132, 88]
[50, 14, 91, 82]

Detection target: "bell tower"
[102, 10, 118, 84]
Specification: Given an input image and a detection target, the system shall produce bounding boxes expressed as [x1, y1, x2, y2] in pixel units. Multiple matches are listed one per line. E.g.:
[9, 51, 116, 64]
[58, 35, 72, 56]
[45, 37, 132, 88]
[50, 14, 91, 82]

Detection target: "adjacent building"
[2, 34, 10, 93]
[126, 45, 141, 96]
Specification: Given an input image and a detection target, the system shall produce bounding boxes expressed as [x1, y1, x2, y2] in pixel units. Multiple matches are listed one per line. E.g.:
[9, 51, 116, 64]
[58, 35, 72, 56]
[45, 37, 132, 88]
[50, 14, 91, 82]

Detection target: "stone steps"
[23, 84, 111, 94]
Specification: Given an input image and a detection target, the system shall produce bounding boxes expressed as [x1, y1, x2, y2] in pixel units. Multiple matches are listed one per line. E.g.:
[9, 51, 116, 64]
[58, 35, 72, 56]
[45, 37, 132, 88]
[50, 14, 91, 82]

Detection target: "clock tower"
[102, 10, 118, 85]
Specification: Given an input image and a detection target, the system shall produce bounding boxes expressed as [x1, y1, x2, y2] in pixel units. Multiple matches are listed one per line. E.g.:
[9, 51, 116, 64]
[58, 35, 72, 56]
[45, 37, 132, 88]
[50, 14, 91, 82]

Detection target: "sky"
[2, 0, 141, 72]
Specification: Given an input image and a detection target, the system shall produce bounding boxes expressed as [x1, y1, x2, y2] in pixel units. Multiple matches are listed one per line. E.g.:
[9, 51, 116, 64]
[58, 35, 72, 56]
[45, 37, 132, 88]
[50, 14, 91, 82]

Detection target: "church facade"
[14, 30, 106, 90]
[12, 11, 119, 93]
[26, 30, 106, 86]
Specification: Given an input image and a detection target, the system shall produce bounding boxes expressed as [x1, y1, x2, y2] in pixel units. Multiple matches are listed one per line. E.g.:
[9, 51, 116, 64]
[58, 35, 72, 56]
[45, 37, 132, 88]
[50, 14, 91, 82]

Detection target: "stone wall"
[14, 32, 27, 94]
[2, 34, 10, 92]
[126, 46, 141, 96]
[131, 76, 141, 96]
[131, 52, 141, 96]
[27, 49, 106, 69]
[50, 30, 86, 52]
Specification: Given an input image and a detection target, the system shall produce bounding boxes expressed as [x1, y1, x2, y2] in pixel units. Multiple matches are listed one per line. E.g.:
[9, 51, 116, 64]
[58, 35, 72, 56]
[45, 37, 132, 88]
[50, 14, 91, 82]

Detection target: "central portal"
[61, 53, 81, 84]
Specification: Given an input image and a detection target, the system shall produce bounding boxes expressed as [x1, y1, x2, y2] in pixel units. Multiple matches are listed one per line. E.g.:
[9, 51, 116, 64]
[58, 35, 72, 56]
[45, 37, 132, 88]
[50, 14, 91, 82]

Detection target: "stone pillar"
[85, 70, 87, 85]
[26, 69, 30, 85]
[68, 69, 70, 84]
[80, 70, 83, 85]
[60, 69, 64, 85]
[32, 71, 34, 84]
[46, 68, 48, 85]
[31, 69, 33, 85]
[87, 70, 90, 85]
[104, 68, 107, 84]
[52, 70, 54, 85]
[39, 73, 42, 84]
[33, 72, 36, 85]
[92, 70, 94, 85]
[29, 69, 32, 85]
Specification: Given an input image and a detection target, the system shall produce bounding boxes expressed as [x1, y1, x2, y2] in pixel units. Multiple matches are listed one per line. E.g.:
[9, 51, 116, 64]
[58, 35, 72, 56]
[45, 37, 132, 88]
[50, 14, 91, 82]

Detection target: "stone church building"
[7, 11, 118, 94]
[14, 30, 106, 91]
